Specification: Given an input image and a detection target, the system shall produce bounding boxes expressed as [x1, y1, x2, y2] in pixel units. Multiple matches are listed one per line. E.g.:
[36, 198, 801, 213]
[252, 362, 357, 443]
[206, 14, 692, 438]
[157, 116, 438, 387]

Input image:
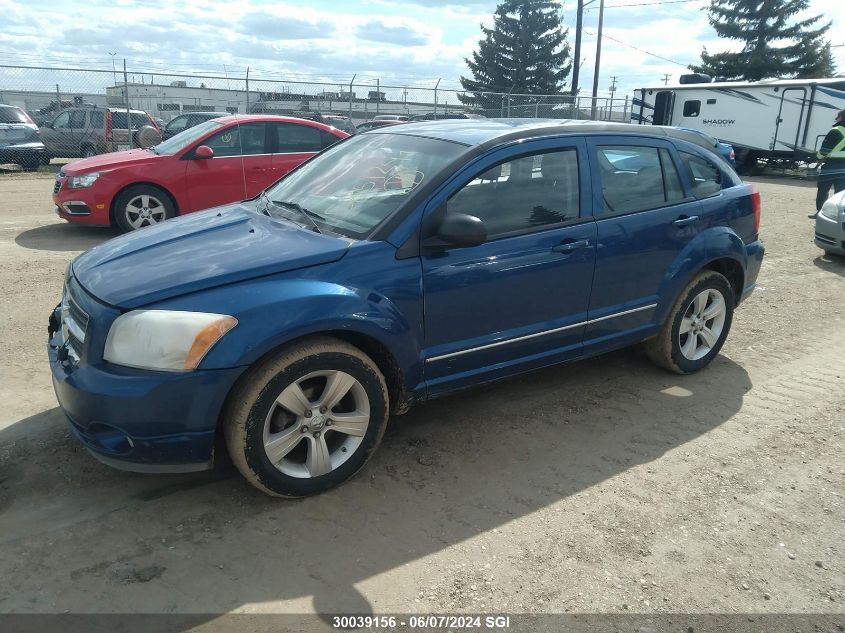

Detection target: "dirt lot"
[0, 171, 843, 623]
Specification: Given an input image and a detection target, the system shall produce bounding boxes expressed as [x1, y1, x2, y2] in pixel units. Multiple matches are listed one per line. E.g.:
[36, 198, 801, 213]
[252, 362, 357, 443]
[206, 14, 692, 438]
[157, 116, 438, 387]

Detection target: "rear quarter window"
[680, 152, 723, 199]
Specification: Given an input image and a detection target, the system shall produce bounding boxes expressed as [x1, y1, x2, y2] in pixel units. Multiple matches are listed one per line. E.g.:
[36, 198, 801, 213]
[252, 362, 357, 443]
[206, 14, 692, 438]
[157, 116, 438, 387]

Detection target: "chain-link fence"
[0, 62, 629, 130]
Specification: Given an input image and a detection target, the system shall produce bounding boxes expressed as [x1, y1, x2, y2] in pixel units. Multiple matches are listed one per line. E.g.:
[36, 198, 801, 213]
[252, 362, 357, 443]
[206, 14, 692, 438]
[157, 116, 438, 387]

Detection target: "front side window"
[152, 120, 223, 155]
[683, 100, 701, 117]
[262, 133, 465, 239]
[204, 122, 267, 157]
[52, 111, 71, 129]
[277, 123, 322, 153]
[447, 149, 581, 238]
[681, 151, 722, 199]
[598, 145, 682, 215]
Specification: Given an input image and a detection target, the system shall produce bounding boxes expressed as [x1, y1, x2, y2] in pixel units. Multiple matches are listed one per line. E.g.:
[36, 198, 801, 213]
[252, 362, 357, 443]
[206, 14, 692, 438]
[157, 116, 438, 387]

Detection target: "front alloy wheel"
[224, 337, 389, 497]
[263, 370, 371, 479]
[113, 185, 176, 232]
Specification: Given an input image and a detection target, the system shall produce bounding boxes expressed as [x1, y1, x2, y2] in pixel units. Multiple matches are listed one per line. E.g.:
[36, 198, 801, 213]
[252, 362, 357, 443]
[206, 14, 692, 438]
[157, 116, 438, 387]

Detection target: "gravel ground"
[0, 172, 842, 624]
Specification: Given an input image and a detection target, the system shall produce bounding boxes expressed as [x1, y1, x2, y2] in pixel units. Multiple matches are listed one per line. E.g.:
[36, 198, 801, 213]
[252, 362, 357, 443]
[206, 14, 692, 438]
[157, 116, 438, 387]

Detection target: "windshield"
[262, 133, 466, 239]
[0, 106, 29, 124]
[153, 120, 224, 155]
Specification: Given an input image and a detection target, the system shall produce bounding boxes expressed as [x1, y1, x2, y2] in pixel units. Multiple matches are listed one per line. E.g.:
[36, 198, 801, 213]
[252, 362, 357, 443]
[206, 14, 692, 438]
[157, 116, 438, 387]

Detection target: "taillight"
[105, 111, 113, 141]
[750, 187, 761, 233]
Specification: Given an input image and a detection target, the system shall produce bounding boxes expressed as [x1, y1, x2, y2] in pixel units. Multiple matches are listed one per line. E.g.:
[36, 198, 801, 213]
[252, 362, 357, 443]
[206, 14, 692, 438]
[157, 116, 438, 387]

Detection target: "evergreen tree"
[693, 0, 835, 81]
[460, 0, 571, 105]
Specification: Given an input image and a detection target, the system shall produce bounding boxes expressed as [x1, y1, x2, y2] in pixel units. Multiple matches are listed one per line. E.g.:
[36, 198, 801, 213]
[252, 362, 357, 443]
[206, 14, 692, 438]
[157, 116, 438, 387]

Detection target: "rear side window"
[89, 111, 104, 128]
[598, 145, 684, 215]
[277, 123, 322, 153]
[447, 148, 581, 238]
[683, 100, 701, 117]
[681, 152, 722, 199]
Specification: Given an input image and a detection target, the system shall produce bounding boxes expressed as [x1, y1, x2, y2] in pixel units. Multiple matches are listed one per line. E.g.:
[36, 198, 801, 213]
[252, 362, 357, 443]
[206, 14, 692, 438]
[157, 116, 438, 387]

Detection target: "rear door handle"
[552, 239, 590, 253]
[672, 215, 699, 227]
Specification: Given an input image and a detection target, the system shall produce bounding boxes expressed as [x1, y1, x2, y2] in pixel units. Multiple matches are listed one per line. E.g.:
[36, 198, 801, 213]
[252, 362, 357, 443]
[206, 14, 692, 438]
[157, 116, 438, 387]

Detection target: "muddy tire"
[223, 337, 389, 497]
[646, 271, 734, 374]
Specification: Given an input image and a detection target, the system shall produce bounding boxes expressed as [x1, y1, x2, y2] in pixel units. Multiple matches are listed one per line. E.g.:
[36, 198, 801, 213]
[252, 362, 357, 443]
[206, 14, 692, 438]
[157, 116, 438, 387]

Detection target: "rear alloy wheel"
[646, 271, 734, 374]
[224, 337, 389, 497]
[113, 185, 175, 232]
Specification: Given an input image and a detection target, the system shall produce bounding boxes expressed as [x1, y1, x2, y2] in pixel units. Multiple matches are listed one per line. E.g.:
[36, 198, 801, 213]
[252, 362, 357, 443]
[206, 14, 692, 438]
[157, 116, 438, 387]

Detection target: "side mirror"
[194, 145, 214, 159]
[427, 212, 486, 249]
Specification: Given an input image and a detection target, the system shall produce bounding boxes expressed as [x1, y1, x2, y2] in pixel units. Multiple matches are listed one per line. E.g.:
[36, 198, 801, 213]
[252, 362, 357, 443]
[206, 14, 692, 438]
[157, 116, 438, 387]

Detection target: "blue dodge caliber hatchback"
[49, 119, 764, 496]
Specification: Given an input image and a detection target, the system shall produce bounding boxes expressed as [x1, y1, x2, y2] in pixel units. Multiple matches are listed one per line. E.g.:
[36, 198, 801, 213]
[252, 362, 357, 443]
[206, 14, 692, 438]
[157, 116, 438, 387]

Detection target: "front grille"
[61, 284, 89, 361]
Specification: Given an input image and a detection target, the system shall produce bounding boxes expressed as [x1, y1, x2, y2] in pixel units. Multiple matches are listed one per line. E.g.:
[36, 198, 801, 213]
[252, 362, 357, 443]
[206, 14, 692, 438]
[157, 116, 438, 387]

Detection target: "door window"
[277, 123, 322, 153]
[446, 149, 581, 238]
[89, 111, 104, 128]
[597, 145, 685, 215]
[204, 122, 267, 157]
[680, 152, 722, 199]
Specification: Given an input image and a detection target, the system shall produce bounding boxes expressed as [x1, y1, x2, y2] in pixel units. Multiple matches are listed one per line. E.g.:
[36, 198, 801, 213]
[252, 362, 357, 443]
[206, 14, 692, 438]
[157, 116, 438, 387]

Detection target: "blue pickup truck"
[49, 119, 764, 497]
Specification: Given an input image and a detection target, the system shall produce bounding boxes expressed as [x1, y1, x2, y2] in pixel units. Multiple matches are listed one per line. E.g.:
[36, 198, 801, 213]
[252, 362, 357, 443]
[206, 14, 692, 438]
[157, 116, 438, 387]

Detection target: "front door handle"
[672, 215, 699, 227]
[552, 239, 589, 253]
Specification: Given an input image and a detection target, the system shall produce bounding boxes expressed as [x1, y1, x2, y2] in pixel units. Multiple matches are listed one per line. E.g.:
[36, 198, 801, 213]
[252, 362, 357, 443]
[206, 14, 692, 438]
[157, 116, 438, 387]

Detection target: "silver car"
[815, 189, 845, 256]
[40, 106, 160, 158]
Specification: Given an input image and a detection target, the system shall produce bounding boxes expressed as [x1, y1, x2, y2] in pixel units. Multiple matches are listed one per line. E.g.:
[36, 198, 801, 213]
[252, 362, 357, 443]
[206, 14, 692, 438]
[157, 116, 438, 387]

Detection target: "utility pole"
[108, 52, 117, 85]
[571, 0, 584, 96]
[662, 73, 671, 85]
[589, 0, 605, 120]
[124, 59, 132, 149]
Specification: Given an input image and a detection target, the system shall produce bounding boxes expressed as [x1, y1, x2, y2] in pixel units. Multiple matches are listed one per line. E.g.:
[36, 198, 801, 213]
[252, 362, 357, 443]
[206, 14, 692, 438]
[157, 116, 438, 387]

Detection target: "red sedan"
[53, 115, 348, 232]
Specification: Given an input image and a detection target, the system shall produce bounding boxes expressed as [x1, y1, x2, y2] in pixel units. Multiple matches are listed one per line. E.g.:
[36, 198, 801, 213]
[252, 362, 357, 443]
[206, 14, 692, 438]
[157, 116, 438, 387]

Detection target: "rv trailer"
[632, 77, 845, 169]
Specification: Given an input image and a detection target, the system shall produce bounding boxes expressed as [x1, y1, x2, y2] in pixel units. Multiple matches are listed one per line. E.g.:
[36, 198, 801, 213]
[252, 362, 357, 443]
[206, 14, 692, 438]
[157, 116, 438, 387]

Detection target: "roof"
[639, 77, 845, 91]
[373, 118, 719, 153]
[207, 113, 350, 134]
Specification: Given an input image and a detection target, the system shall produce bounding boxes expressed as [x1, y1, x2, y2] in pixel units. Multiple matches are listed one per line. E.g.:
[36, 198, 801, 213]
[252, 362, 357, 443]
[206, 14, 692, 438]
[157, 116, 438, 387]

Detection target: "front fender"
[153, 272, 424, 393]
[654, 226, 746, 325]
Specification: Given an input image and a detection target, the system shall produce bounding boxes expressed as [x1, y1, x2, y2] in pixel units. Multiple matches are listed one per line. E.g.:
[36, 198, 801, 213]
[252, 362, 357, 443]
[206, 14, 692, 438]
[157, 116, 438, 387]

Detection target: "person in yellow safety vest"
[810, 108, 845, 218]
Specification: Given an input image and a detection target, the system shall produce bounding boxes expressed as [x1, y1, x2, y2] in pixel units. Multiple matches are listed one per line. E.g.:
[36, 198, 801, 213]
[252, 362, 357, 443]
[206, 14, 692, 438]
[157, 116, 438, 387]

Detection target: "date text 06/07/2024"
[331, 615, 512, 629]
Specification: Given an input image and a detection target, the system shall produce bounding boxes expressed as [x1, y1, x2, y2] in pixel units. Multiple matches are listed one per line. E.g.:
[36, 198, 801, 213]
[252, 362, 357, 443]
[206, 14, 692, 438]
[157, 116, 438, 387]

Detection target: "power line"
[582, 30, 692, 67]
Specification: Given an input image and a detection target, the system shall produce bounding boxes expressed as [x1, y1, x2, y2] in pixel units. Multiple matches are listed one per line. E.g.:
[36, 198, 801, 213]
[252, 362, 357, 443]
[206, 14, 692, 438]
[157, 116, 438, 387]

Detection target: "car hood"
[72, 202, 351, 308]
[62, 149, 160, 174]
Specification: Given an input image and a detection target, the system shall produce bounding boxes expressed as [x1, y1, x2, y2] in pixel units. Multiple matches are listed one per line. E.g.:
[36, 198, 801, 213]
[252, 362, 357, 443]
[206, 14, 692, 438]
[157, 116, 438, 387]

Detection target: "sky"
[1, 0, 844, 99]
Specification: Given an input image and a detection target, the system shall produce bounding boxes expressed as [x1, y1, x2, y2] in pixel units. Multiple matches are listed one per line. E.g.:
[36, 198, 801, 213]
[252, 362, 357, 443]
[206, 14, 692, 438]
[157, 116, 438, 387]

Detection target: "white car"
[815, 190, 845, 256]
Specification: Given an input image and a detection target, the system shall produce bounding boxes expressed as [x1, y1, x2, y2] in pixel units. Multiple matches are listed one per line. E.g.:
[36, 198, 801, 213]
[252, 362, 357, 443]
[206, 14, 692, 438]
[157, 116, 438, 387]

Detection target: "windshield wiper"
[259, 193, 322, 234]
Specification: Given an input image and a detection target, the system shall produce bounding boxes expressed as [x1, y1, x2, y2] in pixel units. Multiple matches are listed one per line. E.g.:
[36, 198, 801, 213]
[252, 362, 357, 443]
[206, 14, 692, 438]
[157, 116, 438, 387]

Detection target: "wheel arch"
[702, 256, 744, 306]
[655, 227, 747, 325]
[109, 181, 181, 227]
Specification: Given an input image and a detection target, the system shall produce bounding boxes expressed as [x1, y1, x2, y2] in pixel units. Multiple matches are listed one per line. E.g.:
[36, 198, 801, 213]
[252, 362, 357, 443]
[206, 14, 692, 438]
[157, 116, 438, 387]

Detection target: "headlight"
[819, 199, 842, 221]
[68, 172, 102, 188]
[104, 310, 237, 372]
